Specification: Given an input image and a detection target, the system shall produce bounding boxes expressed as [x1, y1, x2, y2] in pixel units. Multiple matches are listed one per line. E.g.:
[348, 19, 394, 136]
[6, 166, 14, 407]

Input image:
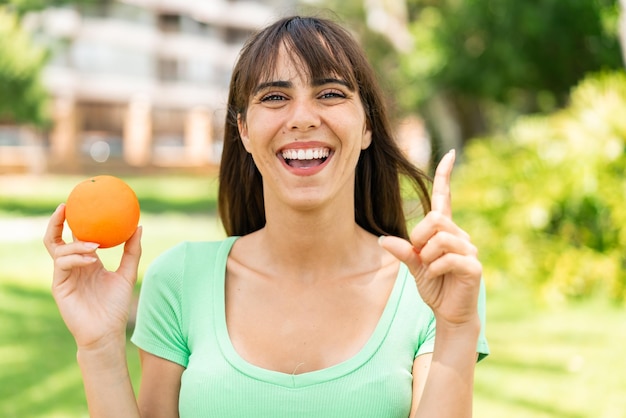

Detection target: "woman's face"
[238, 45, 372, 212]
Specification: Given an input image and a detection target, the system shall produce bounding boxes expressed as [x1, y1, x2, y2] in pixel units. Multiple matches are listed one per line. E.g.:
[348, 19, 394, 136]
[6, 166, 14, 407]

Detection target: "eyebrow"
[253, 77, 353, 95]
[312, 77, 352, 89]
[253, 80, 292, 95]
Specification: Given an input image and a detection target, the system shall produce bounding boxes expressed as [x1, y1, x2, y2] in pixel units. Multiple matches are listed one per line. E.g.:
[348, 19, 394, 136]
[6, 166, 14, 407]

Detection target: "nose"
[287, 98, 320, 132]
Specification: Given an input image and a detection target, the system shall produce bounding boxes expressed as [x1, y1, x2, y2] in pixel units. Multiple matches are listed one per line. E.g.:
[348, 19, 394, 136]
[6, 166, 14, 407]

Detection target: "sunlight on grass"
[8, 364, 83, 414]
[474, 287, 626, 418]
[0, 281, 84, 417]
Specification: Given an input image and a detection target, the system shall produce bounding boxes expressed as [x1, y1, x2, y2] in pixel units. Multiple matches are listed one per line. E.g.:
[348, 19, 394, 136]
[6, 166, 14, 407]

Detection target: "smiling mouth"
[281, 147, 330, 169]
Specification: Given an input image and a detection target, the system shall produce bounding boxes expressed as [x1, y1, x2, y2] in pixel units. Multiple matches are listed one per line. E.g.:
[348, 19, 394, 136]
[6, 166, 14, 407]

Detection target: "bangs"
[235, 17, 360, 112]
[277, 23, 358, 90]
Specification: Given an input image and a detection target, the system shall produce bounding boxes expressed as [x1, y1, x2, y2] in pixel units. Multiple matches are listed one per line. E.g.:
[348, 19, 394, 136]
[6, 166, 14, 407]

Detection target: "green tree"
[0, 0, 82, 16]
[400, 0, 624, 155]
[453, 71, 626, 303]
[0, 6, 48, 125]
[0, 0, 88, 126]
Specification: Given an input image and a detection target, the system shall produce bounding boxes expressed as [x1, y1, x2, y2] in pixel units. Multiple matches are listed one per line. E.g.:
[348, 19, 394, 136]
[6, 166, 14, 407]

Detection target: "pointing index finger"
[431, 149, 455, 218]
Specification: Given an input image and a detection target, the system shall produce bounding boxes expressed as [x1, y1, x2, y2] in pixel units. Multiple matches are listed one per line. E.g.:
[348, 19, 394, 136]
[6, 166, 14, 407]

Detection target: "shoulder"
[142, 237, 237, 289]
[136, 237, 238, 325]
[147, 237, 237, 270]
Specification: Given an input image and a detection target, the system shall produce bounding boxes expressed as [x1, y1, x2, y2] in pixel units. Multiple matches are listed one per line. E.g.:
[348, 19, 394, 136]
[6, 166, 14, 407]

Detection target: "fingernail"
[448, 149, 456, 156]
[378, 236, 386, 246]
[83, 256, 98, 263]
[54, 203, 65, 213]
[84, 242, 100, 250]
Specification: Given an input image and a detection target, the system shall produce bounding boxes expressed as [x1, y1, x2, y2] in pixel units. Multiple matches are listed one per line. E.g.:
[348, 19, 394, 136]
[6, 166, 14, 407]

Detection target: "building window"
[223, 27, 252, 45]
[159, 13, 180, 33]
[81, 102, 125, 133]
[78, 0, 114, 19]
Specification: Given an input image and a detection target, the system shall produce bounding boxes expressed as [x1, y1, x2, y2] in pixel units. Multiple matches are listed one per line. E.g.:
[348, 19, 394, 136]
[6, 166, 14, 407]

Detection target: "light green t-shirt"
[131, 237, 489, 418]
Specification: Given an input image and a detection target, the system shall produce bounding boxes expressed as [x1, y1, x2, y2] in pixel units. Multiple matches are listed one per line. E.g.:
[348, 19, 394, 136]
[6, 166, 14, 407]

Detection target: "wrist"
[76, 333, 128, 372]
[75, 333, 139, 417]
[433, 315, 481, 353]
[435, 313, 481, 331]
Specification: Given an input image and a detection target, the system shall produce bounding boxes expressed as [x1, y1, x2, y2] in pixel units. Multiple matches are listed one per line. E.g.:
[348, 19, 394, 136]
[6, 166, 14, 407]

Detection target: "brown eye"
[261, 94, 286, 102]
[319, 89, 346, 100]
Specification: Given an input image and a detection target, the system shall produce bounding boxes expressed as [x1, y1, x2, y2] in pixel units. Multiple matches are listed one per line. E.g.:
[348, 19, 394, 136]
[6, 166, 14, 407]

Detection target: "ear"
[361, 125, 372, 150]
[237, 113, 252, 153]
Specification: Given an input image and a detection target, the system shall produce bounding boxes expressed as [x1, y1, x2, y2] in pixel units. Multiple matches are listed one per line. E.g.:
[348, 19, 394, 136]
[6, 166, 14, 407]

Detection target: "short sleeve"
[415, 312, 436, 358]
[131, 243, 190, 367]
[476, 278, 490, 361]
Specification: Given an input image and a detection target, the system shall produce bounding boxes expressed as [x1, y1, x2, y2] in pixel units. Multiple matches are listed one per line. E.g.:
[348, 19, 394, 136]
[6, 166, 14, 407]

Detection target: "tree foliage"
[0, 0, 80, 16]
[0, 0, 89, 126]
[0, 6, 48, 125]
[400, 0, 624, 145]
[452, 71, 626, 303]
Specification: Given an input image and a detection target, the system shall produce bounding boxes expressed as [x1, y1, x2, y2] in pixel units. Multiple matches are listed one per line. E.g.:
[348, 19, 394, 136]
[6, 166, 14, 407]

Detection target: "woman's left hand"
[379, 150, 482, 328]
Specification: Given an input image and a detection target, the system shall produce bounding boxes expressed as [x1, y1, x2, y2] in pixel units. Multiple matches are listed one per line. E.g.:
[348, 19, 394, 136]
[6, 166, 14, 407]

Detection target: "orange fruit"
[65, 175, 140, 248]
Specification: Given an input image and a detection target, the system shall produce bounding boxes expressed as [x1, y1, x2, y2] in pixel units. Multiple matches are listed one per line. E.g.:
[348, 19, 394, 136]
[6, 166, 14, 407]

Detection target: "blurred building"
[2, 0, 296, 173]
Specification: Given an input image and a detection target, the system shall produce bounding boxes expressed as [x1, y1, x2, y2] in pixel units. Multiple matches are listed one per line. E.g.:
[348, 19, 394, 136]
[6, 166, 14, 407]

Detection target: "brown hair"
[218, 16, 431, 240]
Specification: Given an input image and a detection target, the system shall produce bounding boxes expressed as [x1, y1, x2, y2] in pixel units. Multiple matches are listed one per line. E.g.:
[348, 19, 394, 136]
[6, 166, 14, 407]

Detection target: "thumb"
[378, 235, 424, 278]
[117, 226, 142, 283]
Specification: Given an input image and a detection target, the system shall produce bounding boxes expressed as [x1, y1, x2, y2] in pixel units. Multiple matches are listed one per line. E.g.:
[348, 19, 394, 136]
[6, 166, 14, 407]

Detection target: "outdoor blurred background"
[1, 0, 626, 416]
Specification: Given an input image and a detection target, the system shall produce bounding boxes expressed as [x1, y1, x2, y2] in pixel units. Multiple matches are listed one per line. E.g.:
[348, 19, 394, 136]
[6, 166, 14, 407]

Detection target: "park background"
[1, 0, 626, 416]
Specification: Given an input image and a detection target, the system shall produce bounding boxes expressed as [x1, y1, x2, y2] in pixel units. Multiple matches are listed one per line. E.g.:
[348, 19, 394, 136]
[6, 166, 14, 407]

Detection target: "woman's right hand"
[43, 203, 142, 350]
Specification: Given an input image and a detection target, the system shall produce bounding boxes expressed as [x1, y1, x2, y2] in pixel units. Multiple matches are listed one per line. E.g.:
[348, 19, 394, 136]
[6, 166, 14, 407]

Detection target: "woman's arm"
[409, 323, 480, 418]
[44, 204, 143, 417]
[77, 335, 141, 417]
[409, 353, 432, 417]
[380, 150, 483, 418]
[137, 350, 185, 418]
[76, 344, 184, 418]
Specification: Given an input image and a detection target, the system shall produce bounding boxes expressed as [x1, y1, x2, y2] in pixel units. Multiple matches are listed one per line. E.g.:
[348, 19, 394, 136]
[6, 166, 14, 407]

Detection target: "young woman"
[44, 16, 488, 418]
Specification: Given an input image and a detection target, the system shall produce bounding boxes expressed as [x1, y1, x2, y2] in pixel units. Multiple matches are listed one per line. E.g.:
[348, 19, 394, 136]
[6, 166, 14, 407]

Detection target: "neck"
[253, 201, 379, 281]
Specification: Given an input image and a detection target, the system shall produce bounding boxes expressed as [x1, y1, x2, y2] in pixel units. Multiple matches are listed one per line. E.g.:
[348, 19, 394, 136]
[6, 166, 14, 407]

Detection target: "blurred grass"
[1, 174, 625, 417]
[474, 285, 626, 418]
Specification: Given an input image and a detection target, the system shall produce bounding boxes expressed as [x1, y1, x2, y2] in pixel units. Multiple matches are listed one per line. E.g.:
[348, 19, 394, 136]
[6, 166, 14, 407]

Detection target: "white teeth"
[282, 147, 330, 160]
